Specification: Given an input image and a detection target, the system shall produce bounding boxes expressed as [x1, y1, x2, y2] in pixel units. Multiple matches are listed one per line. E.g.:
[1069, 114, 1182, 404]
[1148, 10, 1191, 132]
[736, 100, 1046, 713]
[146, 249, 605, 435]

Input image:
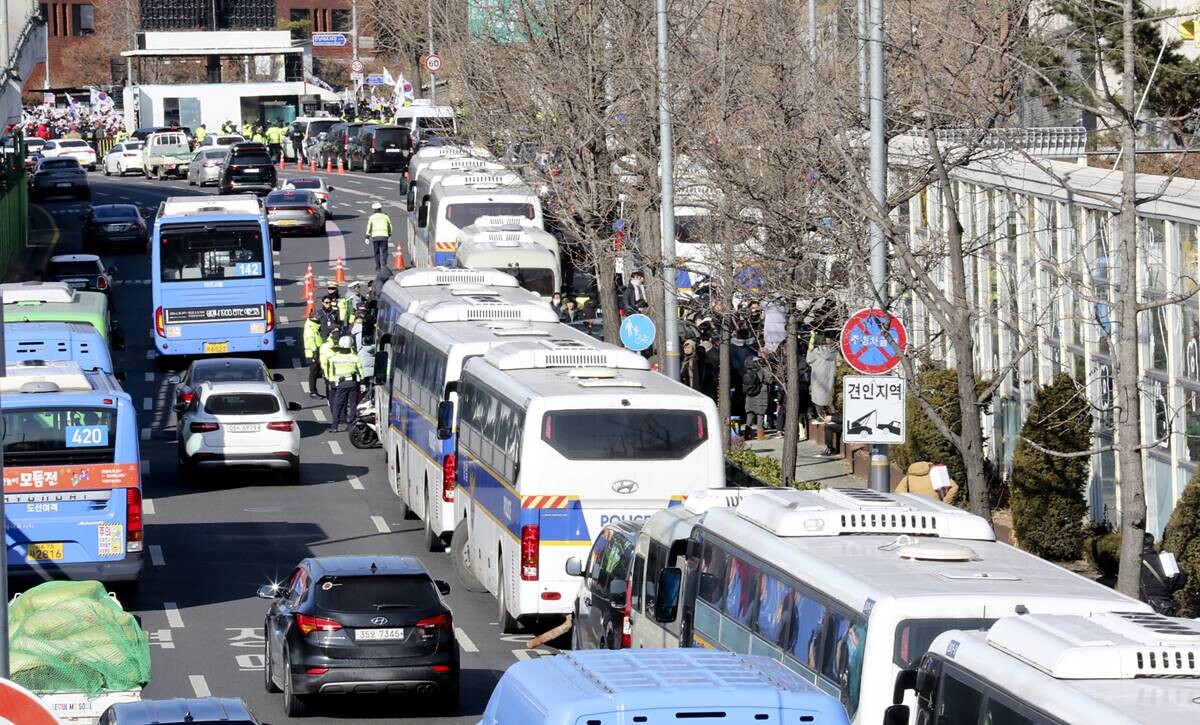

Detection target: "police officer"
[194, 124, 208, 144]
[266, 122, 284, 163]
[318, 325, 341, 401]
[324, 335, 363, 432]
[316, 294, 340, 336]
[339, 280, 365, 321]
[365, 202, 393, 269]
[302, 310, 326, 399]
[289, 124, 305, 164]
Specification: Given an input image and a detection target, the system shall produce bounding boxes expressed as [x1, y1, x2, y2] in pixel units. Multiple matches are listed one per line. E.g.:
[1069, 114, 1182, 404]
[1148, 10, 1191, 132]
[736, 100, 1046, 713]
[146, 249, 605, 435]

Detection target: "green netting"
[8, 581, 151, 695]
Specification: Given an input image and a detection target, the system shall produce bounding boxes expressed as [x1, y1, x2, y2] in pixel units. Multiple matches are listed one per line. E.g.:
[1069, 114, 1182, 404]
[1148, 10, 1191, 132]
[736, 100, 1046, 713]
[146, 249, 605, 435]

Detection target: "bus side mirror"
[373, 350, 388, 384]
[417, 203, 428, 229]
[405, 189, 416, 212]
[377, 333, 391, 346]
[114, 371, 126, 382]
[892, 668, 918, 704]
[271, 230, 282, 252]
[436, 400, 453, 439]
[653, 567, 682, 623]
[565, 557, 582, 577]
[882, 705, 910, 725]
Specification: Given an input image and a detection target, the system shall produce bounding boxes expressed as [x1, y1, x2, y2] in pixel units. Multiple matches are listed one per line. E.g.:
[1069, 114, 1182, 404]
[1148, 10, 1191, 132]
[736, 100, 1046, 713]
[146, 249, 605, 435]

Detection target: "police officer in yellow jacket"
[324, 335, 363, 432]
[302, 311, 326, 399]
[365, 202, 393, 270]
[265, 122, 284, 163]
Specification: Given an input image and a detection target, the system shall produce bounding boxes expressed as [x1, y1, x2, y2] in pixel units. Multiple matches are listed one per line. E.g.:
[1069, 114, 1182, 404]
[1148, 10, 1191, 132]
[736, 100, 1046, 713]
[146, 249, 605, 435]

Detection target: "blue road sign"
[366, 75, 386, 85]
[620, 314, 656, 352]
[311, 32, 348, 47]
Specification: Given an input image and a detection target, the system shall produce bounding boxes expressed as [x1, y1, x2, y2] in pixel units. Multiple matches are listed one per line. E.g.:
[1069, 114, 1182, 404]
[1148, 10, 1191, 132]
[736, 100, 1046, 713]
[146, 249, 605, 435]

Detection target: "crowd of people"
[17, 102, 124, 141]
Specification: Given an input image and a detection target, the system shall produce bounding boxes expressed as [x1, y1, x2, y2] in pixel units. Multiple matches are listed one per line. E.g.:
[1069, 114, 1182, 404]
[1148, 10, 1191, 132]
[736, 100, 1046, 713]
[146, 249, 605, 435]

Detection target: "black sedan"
[265, 190, 325, 235]
[83, 204, 149, 253]
[168, 357, 282, 412]
[258, 555, 459, 717]
[28, 156, 89, 201]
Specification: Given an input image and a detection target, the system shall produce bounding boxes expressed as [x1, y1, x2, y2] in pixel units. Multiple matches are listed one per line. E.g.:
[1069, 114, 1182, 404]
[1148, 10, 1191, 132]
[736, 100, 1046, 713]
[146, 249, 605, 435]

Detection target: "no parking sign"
[839, 308, 907, 375]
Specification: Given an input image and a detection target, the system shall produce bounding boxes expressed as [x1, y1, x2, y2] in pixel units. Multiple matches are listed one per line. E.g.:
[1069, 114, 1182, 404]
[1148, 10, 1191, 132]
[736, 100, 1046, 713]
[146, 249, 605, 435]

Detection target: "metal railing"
[933, 126, 1088, 159]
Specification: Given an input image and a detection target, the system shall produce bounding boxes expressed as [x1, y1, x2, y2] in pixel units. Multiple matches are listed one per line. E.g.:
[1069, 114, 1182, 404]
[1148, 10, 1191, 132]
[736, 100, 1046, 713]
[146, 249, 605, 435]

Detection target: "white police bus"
[634, 487, 1152, 723]
[451, 338, 722, 633]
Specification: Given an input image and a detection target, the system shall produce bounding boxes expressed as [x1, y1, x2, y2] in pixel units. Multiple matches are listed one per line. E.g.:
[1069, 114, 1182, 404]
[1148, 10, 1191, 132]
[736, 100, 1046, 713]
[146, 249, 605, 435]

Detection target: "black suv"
[219, 142, 276, 195]
[351, 124, 412, 173]
[566, 520, 642, 651]
[259, 555, 459, 717]
[322, 121, 364, 168]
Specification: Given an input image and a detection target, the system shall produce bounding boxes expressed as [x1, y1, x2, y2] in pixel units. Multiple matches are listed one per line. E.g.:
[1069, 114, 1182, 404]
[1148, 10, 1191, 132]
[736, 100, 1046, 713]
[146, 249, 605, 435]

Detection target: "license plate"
[56, 182, 71, 187]
[27, 543, 64, 561]
[226, 424, 259, 433]
[355, 627, 405, 641]
[64, 280, 86, 289]
[105, 223, 129, 232]
[385, 148, 401, 153]
[204, 342, 229, 354]
[276, 219, 298, 226]
[243, 168, 261, 174]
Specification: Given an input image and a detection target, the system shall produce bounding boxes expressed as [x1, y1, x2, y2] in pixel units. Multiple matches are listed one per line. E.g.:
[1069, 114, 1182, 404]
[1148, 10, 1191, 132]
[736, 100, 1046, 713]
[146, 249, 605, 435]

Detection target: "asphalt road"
[26, 165, 559, 723]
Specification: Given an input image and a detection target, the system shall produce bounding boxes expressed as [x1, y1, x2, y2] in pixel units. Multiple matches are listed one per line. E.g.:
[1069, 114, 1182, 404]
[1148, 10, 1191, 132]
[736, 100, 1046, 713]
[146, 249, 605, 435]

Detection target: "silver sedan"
[187, 149, 227, 186]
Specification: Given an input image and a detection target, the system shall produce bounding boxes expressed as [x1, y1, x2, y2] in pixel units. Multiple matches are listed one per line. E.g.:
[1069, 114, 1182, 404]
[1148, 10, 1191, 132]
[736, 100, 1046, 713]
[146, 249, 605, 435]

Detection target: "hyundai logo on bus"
[611, 479, 640, 494]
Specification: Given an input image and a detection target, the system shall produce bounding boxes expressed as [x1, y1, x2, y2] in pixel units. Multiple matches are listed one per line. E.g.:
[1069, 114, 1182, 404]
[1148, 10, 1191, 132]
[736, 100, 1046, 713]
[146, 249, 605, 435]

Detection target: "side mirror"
[435, 580, 451, 595]
[377, 333, 391, 346]
[257, 584, 283, 600]
[173, 402, 186, 415]
[272, 373, 285, 382]
[327, 186, 335, 192]
[436, 399, 454, 440]
[882, 705, 910, 725]
[653, 567, 682, 623]
[892, 668, 918, 704]
[114, 371, 126, 382]
[166, 375, 181, 385]
[405, 189, 416, 212]
[287, 401, 302, 412]
[373, 349, 389, 384]
[565, 556, 582, 577]
[609, 578, 628, 603]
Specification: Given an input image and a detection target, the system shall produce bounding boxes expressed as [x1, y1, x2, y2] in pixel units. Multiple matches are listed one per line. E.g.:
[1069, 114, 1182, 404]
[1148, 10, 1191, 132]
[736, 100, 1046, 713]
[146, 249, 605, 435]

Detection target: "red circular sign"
[424, 54, 442, 73]
[839, 308, 908, 375]
[0, 677, 61, 725]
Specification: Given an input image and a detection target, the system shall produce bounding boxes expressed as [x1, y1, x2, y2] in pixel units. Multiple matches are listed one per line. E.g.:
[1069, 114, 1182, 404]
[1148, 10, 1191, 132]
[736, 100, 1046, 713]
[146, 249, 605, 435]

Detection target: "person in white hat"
[365, 202, 394, 270]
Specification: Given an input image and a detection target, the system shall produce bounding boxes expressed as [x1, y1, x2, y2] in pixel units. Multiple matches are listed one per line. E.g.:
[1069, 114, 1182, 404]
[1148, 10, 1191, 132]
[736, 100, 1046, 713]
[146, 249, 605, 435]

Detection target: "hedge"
[1164, 468, 1200, 617]
[725, 449, 821, 490]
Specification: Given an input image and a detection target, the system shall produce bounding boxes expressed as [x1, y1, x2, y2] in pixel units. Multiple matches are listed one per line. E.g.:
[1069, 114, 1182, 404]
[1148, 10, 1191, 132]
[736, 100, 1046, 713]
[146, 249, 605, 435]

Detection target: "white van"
[393, 102, 458, 142]
[413, 171, 542, 268]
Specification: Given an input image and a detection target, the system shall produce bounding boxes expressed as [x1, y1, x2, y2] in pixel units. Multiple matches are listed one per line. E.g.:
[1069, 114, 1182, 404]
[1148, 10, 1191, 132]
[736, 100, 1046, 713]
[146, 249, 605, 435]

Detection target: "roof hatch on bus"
[158, 194, 263, 219]
[735, 488, 996, 541]
[435, 172, 524, 191]
[483, 321, 552, 337]
[1, 360, 94, 393]
[413, 296, 561, 324]
[985, 612, 1200, 680]
[484, 338, 653, 371]
[0, 282, 76, 305]
[392, 267, 519, 289]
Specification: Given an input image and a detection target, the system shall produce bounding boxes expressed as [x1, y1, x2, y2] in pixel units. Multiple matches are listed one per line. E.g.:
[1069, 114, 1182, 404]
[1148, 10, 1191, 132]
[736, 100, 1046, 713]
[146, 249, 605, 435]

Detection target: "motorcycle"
[348, 393, 381, 449]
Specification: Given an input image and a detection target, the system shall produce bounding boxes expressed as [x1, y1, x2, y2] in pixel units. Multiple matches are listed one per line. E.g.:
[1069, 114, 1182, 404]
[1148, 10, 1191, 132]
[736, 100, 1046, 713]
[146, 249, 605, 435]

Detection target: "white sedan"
[280, 176, 334, 209]
[102, 141, 145, 176]
[176, 380, 302, 484]
[41, 139, 97, 170]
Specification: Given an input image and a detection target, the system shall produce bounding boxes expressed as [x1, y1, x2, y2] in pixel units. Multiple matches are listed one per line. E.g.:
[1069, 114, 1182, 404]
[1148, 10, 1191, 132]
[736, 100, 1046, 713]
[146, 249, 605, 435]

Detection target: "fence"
[0, 132, 27, 281]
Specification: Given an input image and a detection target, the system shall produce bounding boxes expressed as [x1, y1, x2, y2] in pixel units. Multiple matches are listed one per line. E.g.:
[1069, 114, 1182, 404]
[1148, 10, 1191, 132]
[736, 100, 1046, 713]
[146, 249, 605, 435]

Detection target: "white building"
[120, 31, 340, 131]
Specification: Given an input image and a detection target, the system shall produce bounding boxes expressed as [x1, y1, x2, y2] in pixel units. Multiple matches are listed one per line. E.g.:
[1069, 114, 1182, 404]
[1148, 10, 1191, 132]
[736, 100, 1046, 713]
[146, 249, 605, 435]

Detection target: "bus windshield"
[159, 223, 266, 282]
[446, 202, 534, 227]
[541, 409, 708, 460]
[3, 407, 116, 465]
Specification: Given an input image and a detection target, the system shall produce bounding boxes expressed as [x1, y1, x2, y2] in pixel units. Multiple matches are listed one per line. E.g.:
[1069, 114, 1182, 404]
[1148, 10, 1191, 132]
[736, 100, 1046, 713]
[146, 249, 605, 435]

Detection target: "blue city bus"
[151, 196, 277, 361]
[5, 322, 114, 372]
[1, 360, 143, 585]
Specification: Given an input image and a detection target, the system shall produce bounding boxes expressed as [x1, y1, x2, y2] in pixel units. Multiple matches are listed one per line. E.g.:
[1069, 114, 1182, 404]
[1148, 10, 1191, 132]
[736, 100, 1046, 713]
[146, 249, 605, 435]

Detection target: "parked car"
[102, 141, 144, 176]
[28, 156, 89, 201]
[198, 133, 246, 150]
[280, 177, 334, 209]
[219, 143, 277, 195]
[258, 555, 459, 717]
[321, 121, 364, 168]
[43, 254, 114, 295]
[265, 189, 325, 235]
[142, 131, 193, 179]
[176, 380, 302, 484]
[169, 357, 282, 411]
[351, 124, 412, 173]
[24, 137, 46, 155]
[566, 520, 642, 650]
[187, 148, 228, 186]
[82, 204, 149, 253]
[99, 697, 261, 725]
[41, 138, 97, 170]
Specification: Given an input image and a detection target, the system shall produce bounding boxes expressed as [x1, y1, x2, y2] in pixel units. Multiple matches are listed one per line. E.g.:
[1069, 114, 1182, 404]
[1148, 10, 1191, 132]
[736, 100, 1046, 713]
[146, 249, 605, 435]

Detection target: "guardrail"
[933, 127, 1088, 159]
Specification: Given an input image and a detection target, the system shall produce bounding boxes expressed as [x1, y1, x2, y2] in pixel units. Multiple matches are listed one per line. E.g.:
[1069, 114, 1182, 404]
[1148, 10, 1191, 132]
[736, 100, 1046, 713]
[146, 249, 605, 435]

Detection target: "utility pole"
[867, 0, 889, 493]
[656, 0, 680, 380]
[857, 0, 867, 120]
[807, 0, 817, 68]
[351, 0, 359, 63]
[426, 0, 436, 105]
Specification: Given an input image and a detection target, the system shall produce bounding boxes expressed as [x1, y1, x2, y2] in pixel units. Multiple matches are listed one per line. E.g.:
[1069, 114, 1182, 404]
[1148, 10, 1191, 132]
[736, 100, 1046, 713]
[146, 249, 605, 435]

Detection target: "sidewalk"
[743, 428, 866, 489]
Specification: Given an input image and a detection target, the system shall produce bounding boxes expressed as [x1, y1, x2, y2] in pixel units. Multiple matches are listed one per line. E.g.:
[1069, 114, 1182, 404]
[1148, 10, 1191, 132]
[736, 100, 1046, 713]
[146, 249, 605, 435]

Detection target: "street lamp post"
[867, 0, 889, 493]
[656, 0, 680, 380]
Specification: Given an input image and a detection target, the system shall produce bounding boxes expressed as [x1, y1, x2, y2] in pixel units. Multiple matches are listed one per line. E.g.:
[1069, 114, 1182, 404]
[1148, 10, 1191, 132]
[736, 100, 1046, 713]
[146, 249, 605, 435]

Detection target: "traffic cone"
[309, 158, 317, 172]
[277, 155, 285, 171]
[303, 263, 315, 299]
[335, 258, 346, 284]
[305, 297, 315, 317]
[336, 157, 345, 175]
[391, 245, 406, 270]
[295, 158, 302, 172]
[325, 156, 333, 173]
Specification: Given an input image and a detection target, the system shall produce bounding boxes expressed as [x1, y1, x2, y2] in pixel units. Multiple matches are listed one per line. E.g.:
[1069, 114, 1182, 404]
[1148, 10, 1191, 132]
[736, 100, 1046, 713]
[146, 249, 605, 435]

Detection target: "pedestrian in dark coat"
[743, 357, 771, 434]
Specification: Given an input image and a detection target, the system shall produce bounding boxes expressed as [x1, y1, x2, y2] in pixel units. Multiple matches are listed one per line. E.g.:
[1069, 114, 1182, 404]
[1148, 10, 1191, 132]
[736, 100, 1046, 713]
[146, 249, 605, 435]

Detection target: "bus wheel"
[451, 519, 486, 593]
[497, 560, 521, 634]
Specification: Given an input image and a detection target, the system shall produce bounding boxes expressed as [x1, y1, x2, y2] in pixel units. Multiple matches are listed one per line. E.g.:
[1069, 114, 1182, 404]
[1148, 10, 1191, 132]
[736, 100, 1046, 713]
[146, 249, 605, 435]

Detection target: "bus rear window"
[159, 223, 266, 282]
[541, 410, 708, 460]
[446, 203, 534, 227]
[894, 618, 994, 668]
[2, 408, 116, 464]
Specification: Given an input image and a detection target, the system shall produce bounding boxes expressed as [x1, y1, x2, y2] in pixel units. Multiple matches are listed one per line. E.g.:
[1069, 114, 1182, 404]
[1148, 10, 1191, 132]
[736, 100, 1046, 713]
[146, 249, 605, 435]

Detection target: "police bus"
[886, 612, 1200, 724]
[151, 196, 277, 362]
[413, 172, 542, 267]
[405, 157, 507, 266]
[374, 280, 564, 553]
[1, 360, 143, 588]
[633, 487, 1152, 724]
[451, 338, 722, 634]
[453, 220, 561, 296]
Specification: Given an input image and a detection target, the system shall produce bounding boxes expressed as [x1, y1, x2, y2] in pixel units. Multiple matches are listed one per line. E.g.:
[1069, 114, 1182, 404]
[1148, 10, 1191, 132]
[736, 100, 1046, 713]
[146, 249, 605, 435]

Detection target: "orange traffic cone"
[336, 157, 345, 175]
[335, 258, 346, 284]
[391, 245, 406, 270]
[325, 156, 333, 173]
[309, 158, 317, 172]
[305, 297, 315, 317]
[295, 158, 302, 172]
[303, 263, 315, 299]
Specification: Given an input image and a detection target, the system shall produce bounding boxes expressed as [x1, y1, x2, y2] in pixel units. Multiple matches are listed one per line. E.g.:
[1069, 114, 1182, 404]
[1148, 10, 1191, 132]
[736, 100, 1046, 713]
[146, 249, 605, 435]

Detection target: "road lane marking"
[164, 602, 185, 628]
[280, 315, 289, 324]
[144, 372, 154, 382]
[143, 398, 153, 411]
[329, 440, 342, 455]
[301, 381, 310, 393]
[189, 675, 210, 698]
[348, 475, 364, 490]
[371, 515, 389, 533]
[313, 408, 327, 422]
[143, 498, 156, 515]
[455, 628, 479, 653]
[149, 544, 165, 566]
[275, 285, 282, 292]
[140, 428, 150, 441]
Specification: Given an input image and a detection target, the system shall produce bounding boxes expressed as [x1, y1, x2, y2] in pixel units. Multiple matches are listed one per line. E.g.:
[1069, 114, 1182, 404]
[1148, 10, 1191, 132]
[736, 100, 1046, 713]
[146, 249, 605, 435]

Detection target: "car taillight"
[520, 524, 539, 581]
[228, 165, 241, 172]
[416, 612, 453, 632]
[267, 421, 293, 431]
[202, 162, 216, 168]
[265, 301, 275, 333]
[96, 275, 108, 290]
[155, 306, 165, 336]
[296, 613, 342, 635]
[622, 578, 633, 648]
[305, 208, 316, 216]
[123, 152, 137, 157]
[441, 453, 455, 502]
[190, 422, 219, 433]
[126, 488, 143, 552]
[181, 390, 195, 405]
